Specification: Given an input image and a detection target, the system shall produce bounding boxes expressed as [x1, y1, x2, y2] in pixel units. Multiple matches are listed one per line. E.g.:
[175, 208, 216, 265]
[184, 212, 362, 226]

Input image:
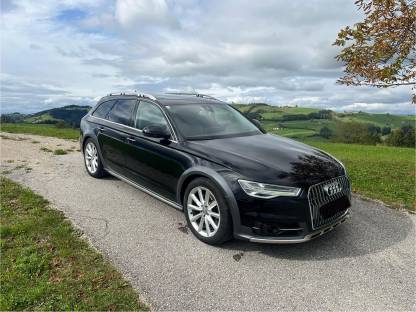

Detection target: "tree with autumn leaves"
[334, 0, 416, 102]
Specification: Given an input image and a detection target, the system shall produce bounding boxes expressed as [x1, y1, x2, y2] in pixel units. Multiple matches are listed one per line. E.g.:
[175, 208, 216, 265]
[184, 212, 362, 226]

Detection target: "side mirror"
[252, 119, 262, 128]
[251, 119, 266, 133]
[142, 124, 171, 139]
[251, 119, 267, 133]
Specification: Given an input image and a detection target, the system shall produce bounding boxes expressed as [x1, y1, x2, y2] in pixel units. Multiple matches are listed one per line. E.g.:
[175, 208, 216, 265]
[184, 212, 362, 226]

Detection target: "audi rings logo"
[323, 182, 342, 196]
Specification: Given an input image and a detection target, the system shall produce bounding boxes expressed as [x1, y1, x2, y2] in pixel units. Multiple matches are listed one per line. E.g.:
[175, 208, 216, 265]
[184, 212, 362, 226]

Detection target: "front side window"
[165, 103, 261, 140]
[135, 101, 169, 130]
[92, 100, 116, 119]
[107, 99, 137, 126]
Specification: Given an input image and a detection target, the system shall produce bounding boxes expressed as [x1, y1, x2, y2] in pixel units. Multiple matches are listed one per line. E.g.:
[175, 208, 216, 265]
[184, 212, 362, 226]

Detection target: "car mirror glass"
[142, 125, 171, 140]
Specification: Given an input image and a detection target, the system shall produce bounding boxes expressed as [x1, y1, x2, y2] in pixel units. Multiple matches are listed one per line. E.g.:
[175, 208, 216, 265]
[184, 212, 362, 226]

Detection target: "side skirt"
[106, 168, 183, 211]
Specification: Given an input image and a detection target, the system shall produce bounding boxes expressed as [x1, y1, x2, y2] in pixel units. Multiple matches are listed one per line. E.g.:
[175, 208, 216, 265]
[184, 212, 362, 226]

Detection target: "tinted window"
[135, 101, 168, 130]
[166, 103, 261, 140]
[92, 100, 116, 119]
[107, 99, 137, 126]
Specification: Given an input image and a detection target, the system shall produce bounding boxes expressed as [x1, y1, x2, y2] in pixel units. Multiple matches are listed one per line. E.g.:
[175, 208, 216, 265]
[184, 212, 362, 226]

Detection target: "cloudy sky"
[0, 0, 414, 114]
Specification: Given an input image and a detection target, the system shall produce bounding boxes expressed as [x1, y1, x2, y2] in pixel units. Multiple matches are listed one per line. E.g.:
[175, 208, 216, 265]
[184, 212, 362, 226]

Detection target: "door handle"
[98, 126, 105, 133]
[126, 137, 136, 143]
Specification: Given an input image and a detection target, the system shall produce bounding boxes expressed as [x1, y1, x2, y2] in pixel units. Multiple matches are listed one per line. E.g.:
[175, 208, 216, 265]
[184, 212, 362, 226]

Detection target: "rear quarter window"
[107, 99, 137, 126]
[92, 100, 116, 119]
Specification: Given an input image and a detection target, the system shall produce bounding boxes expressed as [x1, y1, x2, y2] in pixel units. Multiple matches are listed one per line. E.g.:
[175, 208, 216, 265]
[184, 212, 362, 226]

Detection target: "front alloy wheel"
[184, 178, 232, 245]
[187, 186, 221, 237]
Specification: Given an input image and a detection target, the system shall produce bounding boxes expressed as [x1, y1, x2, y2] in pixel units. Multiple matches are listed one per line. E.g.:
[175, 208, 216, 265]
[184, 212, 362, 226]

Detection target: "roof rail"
[138, 93, 157, 101]
[165, 92, 219, 101]
[107, 92, 156, 101]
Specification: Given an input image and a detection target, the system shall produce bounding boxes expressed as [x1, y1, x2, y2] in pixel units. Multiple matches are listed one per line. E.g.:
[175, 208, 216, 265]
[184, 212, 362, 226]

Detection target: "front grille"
[308, 175, 351, 229]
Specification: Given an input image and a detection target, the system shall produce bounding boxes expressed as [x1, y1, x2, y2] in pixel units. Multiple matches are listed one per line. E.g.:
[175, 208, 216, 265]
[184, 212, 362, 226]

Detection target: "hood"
[183, 134, 344, 187]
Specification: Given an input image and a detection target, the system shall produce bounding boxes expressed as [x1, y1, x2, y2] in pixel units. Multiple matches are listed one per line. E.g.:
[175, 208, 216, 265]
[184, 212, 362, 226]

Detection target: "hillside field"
[1, 105, 90, 127]
[234, 103, 415, 141]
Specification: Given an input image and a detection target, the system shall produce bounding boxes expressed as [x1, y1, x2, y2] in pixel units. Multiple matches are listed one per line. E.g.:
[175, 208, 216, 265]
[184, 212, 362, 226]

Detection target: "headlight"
[238, 179, 301, 199]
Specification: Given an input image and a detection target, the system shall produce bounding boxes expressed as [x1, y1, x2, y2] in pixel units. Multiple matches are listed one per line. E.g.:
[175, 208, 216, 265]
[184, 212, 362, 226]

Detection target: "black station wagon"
[80, 92, 351, 245]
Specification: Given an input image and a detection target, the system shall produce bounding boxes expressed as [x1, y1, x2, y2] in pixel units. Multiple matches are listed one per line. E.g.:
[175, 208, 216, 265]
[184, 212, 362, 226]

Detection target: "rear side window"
[92, 100, 116, 119]
[107, 99, 137, 126]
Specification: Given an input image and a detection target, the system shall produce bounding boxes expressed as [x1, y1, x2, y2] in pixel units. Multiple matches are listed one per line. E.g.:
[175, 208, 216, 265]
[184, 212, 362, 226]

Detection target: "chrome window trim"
[89, 113, 179, 144]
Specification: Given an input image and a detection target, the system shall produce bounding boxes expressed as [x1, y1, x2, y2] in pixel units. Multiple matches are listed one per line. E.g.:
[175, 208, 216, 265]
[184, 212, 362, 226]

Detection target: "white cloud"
[336, 102, 416, 114]
[0, 0, 414, 114]
[115, 0, 175, 28]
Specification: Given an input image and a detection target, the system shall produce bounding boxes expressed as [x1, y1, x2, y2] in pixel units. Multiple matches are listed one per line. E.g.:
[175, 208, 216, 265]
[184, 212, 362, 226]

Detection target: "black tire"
[184, 177, 233, 245]
[83, 138, 105, 178]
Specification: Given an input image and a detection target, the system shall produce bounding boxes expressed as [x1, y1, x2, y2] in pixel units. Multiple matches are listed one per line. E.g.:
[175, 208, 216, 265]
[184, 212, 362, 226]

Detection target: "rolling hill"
[233, 103, 415, 141]
[1, 103, 414, 142]
[1, 105, 91, 127]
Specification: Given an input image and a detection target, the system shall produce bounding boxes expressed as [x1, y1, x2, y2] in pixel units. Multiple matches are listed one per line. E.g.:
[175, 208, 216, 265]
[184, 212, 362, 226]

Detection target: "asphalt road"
[1, 132, 415, 311]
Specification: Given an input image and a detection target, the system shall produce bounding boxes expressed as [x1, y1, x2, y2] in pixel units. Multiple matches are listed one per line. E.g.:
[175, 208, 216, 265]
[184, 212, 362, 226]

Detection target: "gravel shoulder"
[1, 132, 415, 311]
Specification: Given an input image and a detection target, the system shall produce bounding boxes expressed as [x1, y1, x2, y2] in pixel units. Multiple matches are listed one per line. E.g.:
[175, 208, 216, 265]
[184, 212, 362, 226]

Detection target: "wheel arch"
[81, 134, 107, 169]
[81, 135, 92, 152]
[177, 167, 241, 232]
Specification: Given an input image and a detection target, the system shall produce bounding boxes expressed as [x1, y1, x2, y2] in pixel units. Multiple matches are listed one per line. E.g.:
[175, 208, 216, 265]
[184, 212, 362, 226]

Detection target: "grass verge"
[53, 149, 68, 155]
[0, 177, 148, 311]
[1, 123, 79, 140]
[307, 142, 416, 212]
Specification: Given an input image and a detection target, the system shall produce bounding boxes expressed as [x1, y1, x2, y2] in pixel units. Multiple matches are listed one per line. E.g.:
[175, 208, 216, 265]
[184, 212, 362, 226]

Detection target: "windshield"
[165, 103, 262, 140]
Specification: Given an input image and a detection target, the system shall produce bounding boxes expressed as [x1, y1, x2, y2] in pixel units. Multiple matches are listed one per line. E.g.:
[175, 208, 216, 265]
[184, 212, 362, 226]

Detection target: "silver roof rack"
[107, 92, 156, 101]
[138, 93, 157, 101]
[165, 92, 219, 101]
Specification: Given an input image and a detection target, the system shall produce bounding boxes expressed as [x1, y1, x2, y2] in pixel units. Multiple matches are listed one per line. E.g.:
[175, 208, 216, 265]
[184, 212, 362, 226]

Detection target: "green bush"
[382, 126, 391, 135]
[319, 126, 332, 139]
[333, 122, 381, 145]
[385, 126, 415, 147]
[54, 121, 70, 129]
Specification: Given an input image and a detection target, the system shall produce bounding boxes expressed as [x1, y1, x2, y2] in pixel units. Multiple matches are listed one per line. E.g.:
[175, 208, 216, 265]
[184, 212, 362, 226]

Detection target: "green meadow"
[1, 123, 79, 140]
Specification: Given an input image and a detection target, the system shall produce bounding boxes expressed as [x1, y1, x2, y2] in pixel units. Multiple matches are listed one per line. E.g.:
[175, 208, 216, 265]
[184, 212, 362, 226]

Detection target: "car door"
[97, 98, 137, 174]
[123, 101, 191, 201]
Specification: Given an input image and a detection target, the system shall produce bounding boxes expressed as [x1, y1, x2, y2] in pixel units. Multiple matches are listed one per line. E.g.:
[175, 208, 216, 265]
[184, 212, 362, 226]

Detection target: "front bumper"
[235, 210, 350, 244]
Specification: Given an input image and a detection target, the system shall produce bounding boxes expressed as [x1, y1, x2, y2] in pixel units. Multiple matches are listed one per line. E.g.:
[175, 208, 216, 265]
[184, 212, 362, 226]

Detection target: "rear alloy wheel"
[184, 178, 232, 245]
[84, 139, 105, 178]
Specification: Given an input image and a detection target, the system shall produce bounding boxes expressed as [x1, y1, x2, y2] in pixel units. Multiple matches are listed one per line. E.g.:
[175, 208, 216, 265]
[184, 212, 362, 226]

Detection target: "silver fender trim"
[106, 168, 183, 211]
